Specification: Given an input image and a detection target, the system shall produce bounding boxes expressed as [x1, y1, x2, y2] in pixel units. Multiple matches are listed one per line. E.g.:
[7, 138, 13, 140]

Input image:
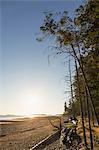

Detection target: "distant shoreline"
[0, 114, 60, 121]
[0, 114, 47, 121]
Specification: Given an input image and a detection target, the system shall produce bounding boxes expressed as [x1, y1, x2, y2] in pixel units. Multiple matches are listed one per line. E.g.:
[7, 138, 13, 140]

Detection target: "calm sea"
[0, 116, 25, 120]
[0, 114, 46, 120]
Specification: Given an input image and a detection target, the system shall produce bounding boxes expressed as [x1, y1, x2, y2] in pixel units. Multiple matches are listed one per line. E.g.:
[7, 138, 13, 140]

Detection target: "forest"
[38, 0, 99, 149]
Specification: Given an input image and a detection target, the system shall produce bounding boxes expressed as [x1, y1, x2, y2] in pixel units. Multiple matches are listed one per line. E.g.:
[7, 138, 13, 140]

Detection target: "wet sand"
[0, 116, 59, 150]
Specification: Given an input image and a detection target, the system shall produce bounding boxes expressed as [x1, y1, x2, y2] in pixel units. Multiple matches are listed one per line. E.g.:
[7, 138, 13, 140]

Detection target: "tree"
[75, 59, 88, 149]
[37, 10, 98, 125]
[64, 102, 67, 113]
[37, 1, 99, 148]
[37, 11, 90, 148]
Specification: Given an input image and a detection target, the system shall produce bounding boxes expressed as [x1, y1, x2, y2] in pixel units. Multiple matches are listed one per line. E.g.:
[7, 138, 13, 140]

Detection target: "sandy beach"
[0, 116, 59, 150]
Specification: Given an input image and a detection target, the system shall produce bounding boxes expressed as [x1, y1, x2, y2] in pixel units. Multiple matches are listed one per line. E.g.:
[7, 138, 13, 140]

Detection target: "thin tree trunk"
[75, 59, 88, 150]
[83, 92, 87, 118]
[92, 110, 95, 127]
[90, 106, 95, 127]
[84, 85, 94, 150]
[68, 58, 75, 117]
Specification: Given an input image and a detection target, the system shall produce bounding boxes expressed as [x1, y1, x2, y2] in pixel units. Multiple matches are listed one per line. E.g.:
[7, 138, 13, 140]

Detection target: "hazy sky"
[0, 0, 83, 115]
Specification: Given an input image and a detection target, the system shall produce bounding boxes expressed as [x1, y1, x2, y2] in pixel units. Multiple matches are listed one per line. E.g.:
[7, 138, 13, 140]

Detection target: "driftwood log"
[30, 130, 60, 150]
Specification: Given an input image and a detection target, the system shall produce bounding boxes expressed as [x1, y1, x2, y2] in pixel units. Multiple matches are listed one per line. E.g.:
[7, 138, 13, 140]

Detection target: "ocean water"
[0, 116, 25, 120]
[0, 114, 46, 121]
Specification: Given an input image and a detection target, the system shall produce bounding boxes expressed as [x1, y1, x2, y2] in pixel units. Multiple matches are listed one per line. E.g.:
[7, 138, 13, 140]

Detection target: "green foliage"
[38, 11, 77, 56]
[75, 0, 99, 50]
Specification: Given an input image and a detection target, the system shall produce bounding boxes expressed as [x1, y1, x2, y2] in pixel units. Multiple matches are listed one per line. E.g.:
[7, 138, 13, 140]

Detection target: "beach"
[0, 116, 60, 150]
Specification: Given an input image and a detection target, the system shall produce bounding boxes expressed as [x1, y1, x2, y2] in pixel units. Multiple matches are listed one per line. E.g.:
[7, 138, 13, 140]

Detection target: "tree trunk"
[68, 58, 75, 117]
[84, 85, 93, 150]
[91, 109, 95, 127]
[75, 59, 88, 150]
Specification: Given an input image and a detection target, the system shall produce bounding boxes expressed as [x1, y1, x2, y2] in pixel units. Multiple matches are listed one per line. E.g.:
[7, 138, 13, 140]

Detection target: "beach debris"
[60, 117, 81, 149]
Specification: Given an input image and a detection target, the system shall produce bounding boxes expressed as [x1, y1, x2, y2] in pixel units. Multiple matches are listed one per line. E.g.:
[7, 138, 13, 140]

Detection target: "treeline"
[37, 0, 99, 149]
[69, 50, 99, 120]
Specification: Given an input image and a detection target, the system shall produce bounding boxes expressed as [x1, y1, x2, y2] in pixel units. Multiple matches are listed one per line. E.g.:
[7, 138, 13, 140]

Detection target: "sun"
[20, 94, 42, 115]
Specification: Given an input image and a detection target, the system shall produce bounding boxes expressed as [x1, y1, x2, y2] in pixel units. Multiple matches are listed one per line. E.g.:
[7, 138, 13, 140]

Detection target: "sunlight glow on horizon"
[20, 94, 44, 115]
[1, 81, 65, 115]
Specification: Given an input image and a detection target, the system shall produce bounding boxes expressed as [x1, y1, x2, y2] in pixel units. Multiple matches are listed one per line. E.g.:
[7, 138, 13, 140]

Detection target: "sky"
[0, 0, 83, 116]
